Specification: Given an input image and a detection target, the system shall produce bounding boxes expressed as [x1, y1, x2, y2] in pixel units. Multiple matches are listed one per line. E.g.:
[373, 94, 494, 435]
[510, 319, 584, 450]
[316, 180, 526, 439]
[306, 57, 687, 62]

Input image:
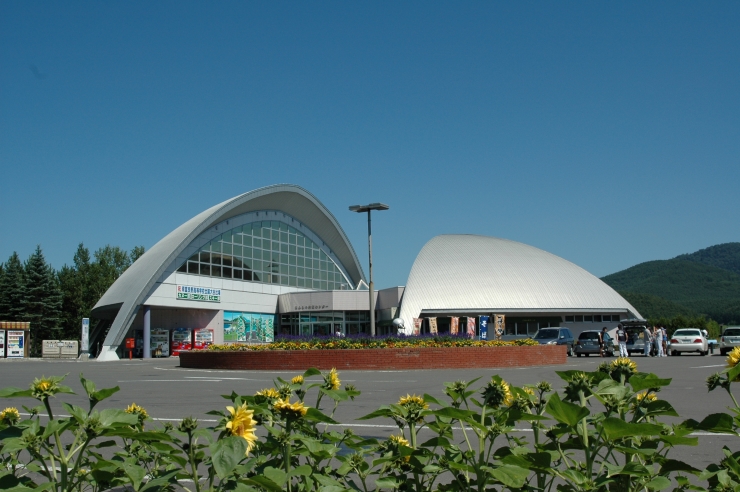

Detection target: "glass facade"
[177, 220, 352, 291]
[279, 311, 370, 337]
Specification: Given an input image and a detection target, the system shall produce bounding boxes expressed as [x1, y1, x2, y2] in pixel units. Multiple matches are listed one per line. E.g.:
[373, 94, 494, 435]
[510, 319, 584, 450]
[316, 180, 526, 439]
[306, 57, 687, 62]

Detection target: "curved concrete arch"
[397, 234, 641, 334]
[92, 184, 365, 359]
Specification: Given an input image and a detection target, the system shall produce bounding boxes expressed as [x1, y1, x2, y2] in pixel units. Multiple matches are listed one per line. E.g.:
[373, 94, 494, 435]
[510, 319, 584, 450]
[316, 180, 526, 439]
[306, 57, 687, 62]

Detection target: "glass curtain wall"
[279, 311, 370, 336]
[177, 220, 351, 290]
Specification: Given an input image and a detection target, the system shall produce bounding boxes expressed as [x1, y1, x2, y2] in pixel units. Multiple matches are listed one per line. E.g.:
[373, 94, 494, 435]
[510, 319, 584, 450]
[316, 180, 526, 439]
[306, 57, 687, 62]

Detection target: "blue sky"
[2, 2, 739, 288]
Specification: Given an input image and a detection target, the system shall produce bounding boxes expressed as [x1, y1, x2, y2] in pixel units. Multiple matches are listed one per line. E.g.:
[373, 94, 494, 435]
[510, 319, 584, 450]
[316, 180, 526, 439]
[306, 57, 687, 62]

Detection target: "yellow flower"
[481, 377, 513, 408]
[291, 375, 304, 385]
[611, 357, 638, 373]
[523, 387, 535, 396]
[255, 388, 280, 399]
[30, 375, 62, 399]
[727, 347, 740, 369]
[274, 399, 308, 418]
[225, 403, 258, 453]
[324, 368, 341, 390]
[635, 391, 658, 404]
[0, 407, 21, 425]
[389, 434, 410, 447]
[398, 394, 429, 409]
[125, 403, 148, 419]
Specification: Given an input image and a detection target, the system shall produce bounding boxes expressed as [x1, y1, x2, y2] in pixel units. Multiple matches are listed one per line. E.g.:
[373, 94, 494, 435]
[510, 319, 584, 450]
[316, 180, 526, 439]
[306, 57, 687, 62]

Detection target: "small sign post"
[81, 318, 90, 359]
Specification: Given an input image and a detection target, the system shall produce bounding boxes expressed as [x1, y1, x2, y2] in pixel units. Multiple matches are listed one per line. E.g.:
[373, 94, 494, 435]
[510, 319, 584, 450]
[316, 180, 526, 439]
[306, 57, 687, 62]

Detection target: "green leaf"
[644, 400, 679, 417]
[629, 373, 672, 392]
[489, 464, 530, 488]
[422, 393, 446, 406]
[121, 461, 146, 491]
[356, 407, 394, 420]
[660, 459, 702, 475]
[290, 464, 313, 478]
[245, 476, 283, 492]
[99, 409, 138, 427]
[319, 388, 348, 402]
[375, 477, 401, 489]
[660, 434, 698, 446]
[545, 393, 589, 426]
[210, 436, 247, 479]
[560, 468, 588, 485]
[683, 413, 736, 434]
[646, 476, 672, 490]
[263, 466, 287, 486]
[602, 418, 663, 441]
[0, 387, 33, 398]
[430, 407, 478, 421]
[304, 407, 339, 424]
[303, 368, 322, 378]
[726, 364, 740, 383]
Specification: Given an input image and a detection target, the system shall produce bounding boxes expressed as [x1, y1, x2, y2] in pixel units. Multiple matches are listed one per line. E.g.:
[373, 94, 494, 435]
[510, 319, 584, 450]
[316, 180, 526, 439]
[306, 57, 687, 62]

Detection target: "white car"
[670, 328, 708, 356]
[719, 327, 740, 356]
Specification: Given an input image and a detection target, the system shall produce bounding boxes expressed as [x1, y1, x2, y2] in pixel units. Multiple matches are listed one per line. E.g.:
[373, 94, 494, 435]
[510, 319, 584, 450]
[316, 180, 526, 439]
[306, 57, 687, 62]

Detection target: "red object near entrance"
[125, 338, 135, 359]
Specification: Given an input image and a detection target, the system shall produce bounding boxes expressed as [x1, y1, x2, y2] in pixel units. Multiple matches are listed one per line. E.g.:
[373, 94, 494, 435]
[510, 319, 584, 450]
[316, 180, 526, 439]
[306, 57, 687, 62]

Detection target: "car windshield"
[579, 332, 600, 340]
[674, 329, 701, 337]
[724, 329, 740, 336]
[534, 329, 559, 339]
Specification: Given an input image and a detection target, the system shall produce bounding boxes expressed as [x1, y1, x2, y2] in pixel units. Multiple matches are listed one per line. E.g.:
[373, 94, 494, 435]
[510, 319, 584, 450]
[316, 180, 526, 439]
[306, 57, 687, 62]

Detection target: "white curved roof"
[397, 235, 641, 332]
[93, 185, 365, 357]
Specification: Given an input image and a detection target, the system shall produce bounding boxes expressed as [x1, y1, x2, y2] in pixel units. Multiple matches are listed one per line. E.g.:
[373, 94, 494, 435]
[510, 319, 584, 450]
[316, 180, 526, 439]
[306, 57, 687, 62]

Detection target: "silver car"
[719, 327, 740, 356]
[669, 328, 708, 356]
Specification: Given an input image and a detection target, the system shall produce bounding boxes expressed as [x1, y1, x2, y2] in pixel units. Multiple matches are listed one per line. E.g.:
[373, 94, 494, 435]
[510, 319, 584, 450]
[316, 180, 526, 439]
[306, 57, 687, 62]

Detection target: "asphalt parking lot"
[1, 353, 738, 471]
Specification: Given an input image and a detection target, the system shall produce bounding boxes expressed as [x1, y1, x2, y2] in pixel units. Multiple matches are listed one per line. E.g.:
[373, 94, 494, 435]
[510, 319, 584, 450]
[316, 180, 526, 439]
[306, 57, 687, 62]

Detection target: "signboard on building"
[479, 316, 489, 340]
[176, 285, 221, 302]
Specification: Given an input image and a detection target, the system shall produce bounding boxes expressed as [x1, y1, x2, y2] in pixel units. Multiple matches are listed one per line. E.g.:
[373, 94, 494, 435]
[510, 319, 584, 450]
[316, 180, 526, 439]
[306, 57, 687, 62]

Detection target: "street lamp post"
[349, 202, 389, 337]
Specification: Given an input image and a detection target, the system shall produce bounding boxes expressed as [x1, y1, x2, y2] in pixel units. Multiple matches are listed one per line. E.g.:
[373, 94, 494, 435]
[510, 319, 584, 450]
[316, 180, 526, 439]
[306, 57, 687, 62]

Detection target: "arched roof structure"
[92, 185, 365, 359]
[397, 235, 641, 333]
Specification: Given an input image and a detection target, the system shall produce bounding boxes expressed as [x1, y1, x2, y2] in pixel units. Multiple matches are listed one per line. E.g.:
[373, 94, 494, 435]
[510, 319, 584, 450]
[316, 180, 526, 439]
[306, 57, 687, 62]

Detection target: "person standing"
[662, 326, 668, 356]
[654, 326, 664, 357]
[643, 325, 653, 357]
[616, 324, 628, 357]
[599, 326, 608, 357]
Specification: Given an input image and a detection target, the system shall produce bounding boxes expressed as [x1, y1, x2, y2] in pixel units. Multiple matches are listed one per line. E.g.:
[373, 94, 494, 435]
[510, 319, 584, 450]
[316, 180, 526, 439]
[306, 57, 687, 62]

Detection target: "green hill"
[601, 243, 740, 324]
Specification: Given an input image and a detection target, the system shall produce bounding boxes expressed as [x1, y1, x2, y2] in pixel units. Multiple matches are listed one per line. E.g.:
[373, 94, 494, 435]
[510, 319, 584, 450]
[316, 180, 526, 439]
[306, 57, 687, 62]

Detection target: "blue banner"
[479, 316, 489, 340]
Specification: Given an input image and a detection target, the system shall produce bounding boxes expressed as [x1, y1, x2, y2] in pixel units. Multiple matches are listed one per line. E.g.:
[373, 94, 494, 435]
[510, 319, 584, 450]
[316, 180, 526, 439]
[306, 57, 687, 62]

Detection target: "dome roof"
[397, 235, 641, 332]
[93, 184, 365, 359]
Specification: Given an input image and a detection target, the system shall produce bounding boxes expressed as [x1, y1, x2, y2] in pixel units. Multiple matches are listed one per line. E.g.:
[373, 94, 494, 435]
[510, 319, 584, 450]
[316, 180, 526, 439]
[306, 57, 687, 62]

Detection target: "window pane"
[233, 257, 243, 268]
[289, 234, 296, 245]
[233, 245, 242, 257]
[223, 243, 232, 255]
[289, 265, 296, 275]
[188, 261, 199, 274]
[280, 232, 288, 242]
[280, 243, 288, 253]
[289, 276, 297, 286]
[242, 236, 251, 246]
[245, 270, 253, 281]
[280, 253, 288, 264]
[212, 242, 221, 253]
[233, 269, 242, 280]
[177, 263, 187, 272]
[297, 278, 305, 287]
[211, 254, 222, 265]
[200, 252, 211, 263]
[200, 264, 211, 276]
[212, 266, 221, 277]
[222, 267, 232, 278]
[289, 255, 296, 265]
[297, 247, 305, 257]
[297, 256, 304, 267]
[280, 275, 289, 285]
[297, 267, 304, 277]
[222, 256, 233, 267]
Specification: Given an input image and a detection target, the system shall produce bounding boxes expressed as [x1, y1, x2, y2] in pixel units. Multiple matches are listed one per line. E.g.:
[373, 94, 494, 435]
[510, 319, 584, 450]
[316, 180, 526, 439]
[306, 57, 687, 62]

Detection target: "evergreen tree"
[23, 246, 62, 356]
[0, 252, 27, 321]
[58, 243, 94, 339]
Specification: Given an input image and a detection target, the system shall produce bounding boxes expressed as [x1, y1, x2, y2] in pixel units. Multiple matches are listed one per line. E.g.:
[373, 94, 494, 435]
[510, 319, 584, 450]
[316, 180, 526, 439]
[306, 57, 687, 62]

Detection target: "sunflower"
[481, 377, 514, 408]
[635, 391, 658, 404]
[388, 434, 410, 447]
[255, 388, 281, 399]
[30, 376, 62, 399]
[291, 375, 304, 385]
[274, 399, 308, 419]
[324, 368, 341, 390]
[125, 403, 148, 419]
[398, 394, 428, 409]
[225, 403, 258, 453]
[611, 357, 638, 373]
[727, 347, 740, 369]
[0, 407, 20, 425]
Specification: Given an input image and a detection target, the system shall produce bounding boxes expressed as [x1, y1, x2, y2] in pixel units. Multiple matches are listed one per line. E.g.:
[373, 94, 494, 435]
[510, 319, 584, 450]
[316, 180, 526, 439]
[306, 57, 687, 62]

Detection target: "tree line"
[0, 244, 143, 356]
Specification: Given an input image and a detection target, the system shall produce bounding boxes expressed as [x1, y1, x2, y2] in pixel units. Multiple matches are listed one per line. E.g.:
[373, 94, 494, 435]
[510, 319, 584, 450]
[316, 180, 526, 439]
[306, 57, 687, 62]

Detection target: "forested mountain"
[601, 243, 740, 324]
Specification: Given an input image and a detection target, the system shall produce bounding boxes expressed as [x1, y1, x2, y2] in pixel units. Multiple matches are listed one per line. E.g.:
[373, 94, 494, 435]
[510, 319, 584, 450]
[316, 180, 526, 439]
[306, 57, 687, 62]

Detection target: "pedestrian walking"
[643, 325, 653, 357]
[616, 324, 628, 357]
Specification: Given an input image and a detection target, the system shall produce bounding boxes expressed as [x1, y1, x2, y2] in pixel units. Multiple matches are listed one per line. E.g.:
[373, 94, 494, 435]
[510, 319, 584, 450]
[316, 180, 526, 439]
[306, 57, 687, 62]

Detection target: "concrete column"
[143, 305, 151, 359]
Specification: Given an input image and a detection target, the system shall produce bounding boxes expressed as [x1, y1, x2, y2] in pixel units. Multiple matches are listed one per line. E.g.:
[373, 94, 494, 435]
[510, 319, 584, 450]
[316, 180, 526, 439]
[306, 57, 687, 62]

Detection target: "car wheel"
[702, 351, 708, 356]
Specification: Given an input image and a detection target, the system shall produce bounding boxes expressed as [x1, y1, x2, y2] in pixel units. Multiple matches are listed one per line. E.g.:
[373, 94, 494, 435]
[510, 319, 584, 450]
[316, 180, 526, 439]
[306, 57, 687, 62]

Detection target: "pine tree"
[24, 246, 62, 356]
[0, 252, 27, 321]
[58, 243, 94, 339]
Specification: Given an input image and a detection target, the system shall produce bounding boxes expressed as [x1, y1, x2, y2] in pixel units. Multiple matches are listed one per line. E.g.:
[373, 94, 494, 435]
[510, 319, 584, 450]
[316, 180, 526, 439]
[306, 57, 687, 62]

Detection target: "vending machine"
[150, 329, 170, 357]
[6, 330, 25, 358]
[171, 328, 191, 356]
[194, 328, 214, 349]
[0, 329, 5, 358]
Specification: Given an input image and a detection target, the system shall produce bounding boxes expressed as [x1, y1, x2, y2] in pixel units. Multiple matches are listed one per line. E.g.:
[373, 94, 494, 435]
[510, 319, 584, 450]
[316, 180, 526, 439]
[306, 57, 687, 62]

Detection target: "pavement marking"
[691, 364, 726, 369]
[117, 379, 224, 383]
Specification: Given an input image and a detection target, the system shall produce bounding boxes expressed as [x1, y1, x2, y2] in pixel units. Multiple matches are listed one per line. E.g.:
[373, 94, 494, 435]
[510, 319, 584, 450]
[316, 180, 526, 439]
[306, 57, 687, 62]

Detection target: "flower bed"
[180, 342, 564, 370]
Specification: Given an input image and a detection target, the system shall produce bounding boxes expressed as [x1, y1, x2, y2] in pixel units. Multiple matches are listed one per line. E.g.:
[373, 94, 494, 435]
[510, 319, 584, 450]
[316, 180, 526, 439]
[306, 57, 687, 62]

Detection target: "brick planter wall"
[179, 345, 566, 371]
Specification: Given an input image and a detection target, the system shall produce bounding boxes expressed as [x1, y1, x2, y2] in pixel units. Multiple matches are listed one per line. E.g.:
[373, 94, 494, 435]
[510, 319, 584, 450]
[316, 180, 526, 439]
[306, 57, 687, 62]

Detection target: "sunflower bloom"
[0, 407, 20, 425]
[291, 375, 304, 385]
[30, 376, 62, 399]
[125, 403, 148, 419]
[274, 398, 308, 419]
[481, 377, 514, 408]
[255, 388, 280, 399]
[398, 394, 428, 409]
[389, 434, 410, 447]
[324, 368, 341, 390]
[727, 347, 740, 369]
[225, 403, 258, 453]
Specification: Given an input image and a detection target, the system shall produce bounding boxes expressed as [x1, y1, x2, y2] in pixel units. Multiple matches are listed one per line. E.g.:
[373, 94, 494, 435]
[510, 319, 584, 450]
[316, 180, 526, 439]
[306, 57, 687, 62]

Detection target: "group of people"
[602, 324, 668, 357]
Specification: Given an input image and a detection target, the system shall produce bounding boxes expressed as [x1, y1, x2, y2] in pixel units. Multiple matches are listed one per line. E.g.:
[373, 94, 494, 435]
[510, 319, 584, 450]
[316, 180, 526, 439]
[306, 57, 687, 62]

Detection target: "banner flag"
[467, 317, 476, 338]
[494, 314, 506, 340]
[413, 318, 422, 336]
[450, 317, 459, 335]
[429, 317, 438, 335]
[479, 315, 489, 340]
